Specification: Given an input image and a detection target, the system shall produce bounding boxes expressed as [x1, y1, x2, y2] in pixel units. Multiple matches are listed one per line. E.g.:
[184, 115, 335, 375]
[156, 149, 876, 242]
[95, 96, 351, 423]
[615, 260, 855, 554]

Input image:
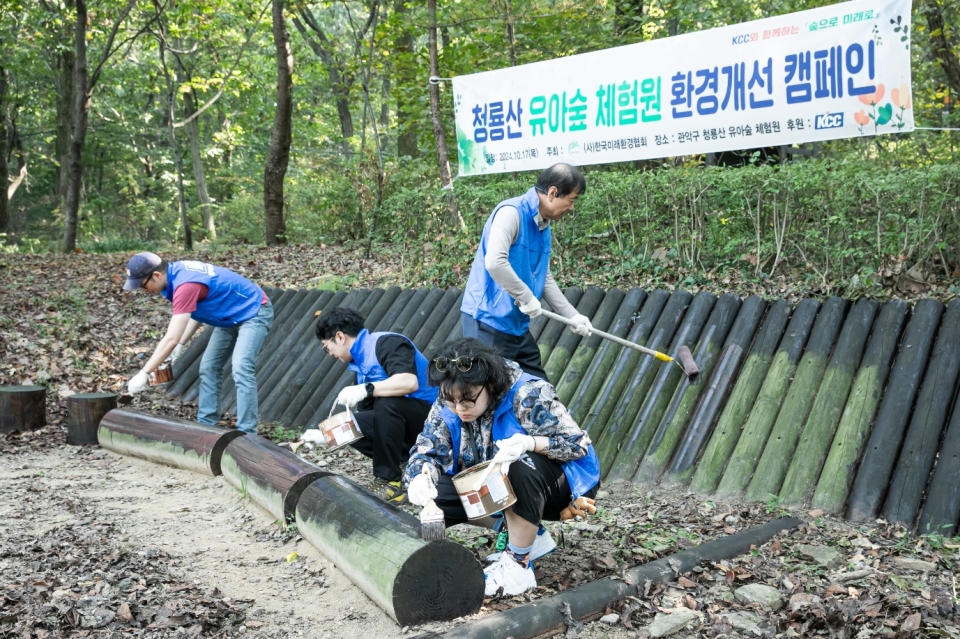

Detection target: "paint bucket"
[148, 365, 173, 386]
[452, 461, 517, 520]
[319, 407, 363, 451]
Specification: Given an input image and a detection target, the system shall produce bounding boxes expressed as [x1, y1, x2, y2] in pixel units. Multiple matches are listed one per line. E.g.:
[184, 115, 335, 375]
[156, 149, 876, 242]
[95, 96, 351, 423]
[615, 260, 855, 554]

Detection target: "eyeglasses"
[433, 356, 477, 372]
[440, 387, 485, 410]
[140, 274, 152, 289]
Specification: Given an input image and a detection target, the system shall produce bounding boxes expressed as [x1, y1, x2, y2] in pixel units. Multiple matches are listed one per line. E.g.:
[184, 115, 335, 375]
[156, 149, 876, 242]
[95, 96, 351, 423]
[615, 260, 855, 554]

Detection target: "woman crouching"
[403, 337, 601, 597]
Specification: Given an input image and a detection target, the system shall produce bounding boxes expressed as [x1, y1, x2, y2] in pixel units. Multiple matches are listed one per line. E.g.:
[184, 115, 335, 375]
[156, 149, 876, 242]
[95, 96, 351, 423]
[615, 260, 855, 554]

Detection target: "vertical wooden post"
[67, 392, 118, 446]
[0, 385, 47, 434]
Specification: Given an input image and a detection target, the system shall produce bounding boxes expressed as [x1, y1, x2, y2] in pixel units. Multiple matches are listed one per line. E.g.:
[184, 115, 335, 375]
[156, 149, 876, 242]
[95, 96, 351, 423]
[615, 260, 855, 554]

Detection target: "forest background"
[1, 0, 960, 299]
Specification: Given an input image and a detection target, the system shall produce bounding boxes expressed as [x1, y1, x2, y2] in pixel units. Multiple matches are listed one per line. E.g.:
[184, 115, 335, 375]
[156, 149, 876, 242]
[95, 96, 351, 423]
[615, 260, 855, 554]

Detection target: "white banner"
[453, 0, 913, 176]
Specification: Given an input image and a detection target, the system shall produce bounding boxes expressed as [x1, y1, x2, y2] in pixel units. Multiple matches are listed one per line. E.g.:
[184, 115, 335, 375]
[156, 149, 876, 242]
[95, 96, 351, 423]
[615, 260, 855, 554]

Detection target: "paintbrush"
[418, 466, 446, 541]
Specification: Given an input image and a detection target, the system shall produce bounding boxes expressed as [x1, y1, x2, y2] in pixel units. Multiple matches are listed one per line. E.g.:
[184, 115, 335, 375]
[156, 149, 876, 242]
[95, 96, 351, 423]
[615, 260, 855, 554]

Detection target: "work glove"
[408, 467, 439, 507]
[300, 429, 326, 445]
[166, 344, 186, 365]
[518, 297, 543, 319]
[336, 384, 368, 409]
[127, 370, 149, 394]
[492, 433, 536, 475]
[560, 497, 597, 520]
[569, 314, 593, 337]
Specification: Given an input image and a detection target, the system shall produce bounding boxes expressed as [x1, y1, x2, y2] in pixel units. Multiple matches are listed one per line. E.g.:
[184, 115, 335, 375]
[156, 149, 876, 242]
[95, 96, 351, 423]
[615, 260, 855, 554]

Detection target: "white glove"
[569, 313, 593, 337]
[492, 433, 536, 475]
[518, 297, 543, 318]
[408, 469, 439, 507]
[166, 344, 186, 364]
[300, 429, 326, 444]
[336, 384, 368, 408]
[127, 370, 149, 394]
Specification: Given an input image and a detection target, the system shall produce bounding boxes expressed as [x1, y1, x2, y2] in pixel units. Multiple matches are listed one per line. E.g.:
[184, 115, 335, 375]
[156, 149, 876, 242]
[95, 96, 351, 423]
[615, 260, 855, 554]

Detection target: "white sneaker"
[483, 553, 537, 597]
[485, 526, 556, 563]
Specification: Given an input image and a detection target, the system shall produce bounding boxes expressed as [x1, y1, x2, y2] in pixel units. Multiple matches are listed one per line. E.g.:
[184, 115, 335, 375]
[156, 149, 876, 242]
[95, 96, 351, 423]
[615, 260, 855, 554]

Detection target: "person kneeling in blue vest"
[121, 252, 274, 434]
[314, 307, 438, 503]
[403, 337, 601, 597]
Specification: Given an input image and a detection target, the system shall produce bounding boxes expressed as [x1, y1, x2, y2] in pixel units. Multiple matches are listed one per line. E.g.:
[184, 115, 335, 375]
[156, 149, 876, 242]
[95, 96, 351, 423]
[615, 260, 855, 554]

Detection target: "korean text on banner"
[453, 0, 913, 176]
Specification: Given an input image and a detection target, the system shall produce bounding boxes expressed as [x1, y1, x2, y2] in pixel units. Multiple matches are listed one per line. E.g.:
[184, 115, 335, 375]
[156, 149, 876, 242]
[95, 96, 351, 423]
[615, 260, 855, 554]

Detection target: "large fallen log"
[97, 409, 244, 476]
[425, 516, 801, 639]
[296, 474, 484, 626]
[0, 385, 46, 434]
[220, 434, 330, 524]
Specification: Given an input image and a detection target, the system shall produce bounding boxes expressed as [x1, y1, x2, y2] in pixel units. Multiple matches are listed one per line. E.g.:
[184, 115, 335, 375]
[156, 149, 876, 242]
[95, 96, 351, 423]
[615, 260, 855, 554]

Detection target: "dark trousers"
[434, 452, 599, 527]
[351, 396, 432, 482]
[461, 313, 548, 381]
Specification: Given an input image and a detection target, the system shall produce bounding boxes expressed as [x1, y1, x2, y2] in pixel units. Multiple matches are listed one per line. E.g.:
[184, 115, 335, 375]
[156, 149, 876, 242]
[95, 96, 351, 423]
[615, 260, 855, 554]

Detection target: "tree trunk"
[926, 0, 960, 98]
[184, 90, 215, 239]
[0, 59, 9, 236]
[55, 48, 75, 208]
[62, 0, 89, 253]
[394, 0, 418, 158]
[292, 12, 354, 158]
[67, 392, 117, 446]
[426, 0, 462, 228]
[169, 122, 193, 250]
[264, 0, 292, 246]
[504, 0, 516, 66]
[0, 386, 47, 434]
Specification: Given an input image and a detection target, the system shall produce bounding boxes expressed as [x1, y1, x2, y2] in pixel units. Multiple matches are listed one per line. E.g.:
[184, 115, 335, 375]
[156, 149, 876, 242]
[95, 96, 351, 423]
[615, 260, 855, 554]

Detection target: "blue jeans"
[197, 301, 274, 433]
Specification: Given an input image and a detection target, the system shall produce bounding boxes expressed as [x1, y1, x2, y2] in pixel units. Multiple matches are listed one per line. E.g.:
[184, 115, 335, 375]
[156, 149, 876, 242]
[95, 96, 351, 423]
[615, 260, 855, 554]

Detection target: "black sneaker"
[372, 478, 406, 504]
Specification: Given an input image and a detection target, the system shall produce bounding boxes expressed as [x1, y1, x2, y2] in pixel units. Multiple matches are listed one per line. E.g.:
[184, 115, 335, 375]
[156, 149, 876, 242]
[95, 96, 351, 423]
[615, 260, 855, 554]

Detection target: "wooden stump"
[98, 408, 244, 476]
[67, 393, 118, 446]
[219, 434, 330, 524]
[296, 475, 484, 625]
[0, 385, 46, 434]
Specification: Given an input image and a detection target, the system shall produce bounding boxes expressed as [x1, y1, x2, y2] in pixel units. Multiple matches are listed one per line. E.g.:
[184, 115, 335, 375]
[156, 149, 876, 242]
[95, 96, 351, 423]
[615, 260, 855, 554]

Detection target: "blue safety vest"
[348, 329, 439, 404]
[461, 187, 551, 336]
[163, 261, 263, 328]
[440, 373, 600, 499]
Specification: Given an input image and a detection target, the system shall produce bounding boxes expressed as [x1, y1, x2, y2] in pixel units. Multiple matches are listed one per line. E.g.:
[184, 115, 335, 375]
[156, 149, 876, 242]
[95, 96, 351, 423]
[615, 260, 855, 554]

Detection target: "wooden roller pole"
[219, 434, 330, 524]
[296, 475, 484, 626]
[66, 392, 117, 446]
[0, 385, 47, 434]
[97, 408, 244, 476]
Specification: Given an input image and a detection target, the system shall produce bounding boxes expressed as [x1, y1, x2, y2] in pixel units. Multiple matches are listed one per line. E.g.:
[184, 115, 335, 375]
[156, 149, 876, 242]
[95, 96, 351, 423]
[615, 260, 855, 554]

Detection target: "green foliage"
[259, 421, 301, 443]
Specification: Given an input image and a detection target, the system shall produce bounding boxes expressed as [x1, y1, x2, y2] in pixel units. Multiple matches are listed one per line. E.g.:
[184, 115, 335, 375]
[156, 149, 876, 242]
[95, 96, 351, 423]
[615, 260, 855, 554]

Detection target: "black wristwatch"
[365, 382, 375, 399]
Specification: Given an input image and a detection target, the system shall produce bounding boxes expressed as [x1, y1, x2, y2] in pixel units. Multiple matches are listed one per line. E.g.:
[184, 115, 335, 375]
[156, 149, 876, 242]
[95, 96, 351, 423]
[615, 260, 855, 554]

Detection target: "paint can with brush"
[318, 406, 363, 451]
[452, 460, 517, 520]
[148, 364, 174, 386]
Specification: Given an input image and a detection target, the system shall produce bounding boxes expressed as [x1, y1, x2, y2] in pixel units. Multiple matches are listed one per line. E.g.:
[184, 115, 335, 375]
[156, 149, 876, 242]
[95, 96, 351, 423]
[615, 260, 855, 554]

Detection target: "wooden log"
[745, 297, 849, 502]
[364, 286, 405, 333]
[412, 288, 461, 351]
[634, 293, 742, 485]
[588, 290, 689, 464]
[220, 434, 330, 524]
[0, 385, 46, 434]
[295, 474, 484, 625]
[377, 288, 417, 336]
[388, 288, 430, 333]
[543, 286, 606, 385]
[537, 287, 584, 366]
[166, 324, 214, 396]
[663, 296, 768, 488]
[883, 298, 960, 528]
[606, 291, 717, 482]
[403, 288, 446, 348]
[560, 288, 648, 423]
[812, 299, 909, 513]
[430, 517, 801, 639]
[689, 300, 793, 494]
[846, 299, 943, 522]
[423, 292, 466, 361]
[66, 392, 117, 446]
[554, 288, 626, 405]
[779, 298, 879, 505]
[716, 299, 822, 498]
[98, 408, 244, 476]
[917, 393, 960, 537]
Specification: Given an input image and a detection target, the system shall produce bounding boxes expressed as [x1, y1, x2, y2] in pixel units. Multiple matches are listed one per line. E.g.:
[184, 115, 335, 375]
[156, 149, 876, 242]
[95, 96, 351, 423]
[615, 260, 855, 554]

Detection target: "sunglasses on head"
[433, 355, 477, 372]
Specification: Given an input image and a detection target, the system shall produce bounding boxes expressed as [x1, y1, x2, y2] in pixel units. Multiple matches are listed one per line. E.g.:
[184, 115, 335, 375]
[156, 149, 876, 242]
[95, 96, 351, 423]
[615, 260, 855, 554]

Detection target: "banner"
[453, 0, 913, 176]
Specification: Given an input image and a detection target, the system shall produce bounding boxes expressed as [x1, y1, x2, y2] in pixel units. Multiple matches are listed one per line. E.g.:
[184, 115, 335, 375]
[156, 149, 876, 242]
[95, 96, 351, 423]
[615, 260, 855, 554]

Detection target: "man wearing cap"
[122, 252, 274, 434]
[460, 163, 593, 381]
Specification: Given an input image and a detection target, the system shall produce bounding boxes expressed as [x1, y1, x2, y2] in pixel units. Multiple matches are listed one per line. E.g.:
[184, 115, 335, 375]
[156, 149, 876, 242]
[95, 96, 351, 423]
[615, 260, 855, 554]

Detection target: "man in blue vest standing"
[121, 252, 274, 434]
[461, 163, 593, 381]
[312, 307, 438, 503]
